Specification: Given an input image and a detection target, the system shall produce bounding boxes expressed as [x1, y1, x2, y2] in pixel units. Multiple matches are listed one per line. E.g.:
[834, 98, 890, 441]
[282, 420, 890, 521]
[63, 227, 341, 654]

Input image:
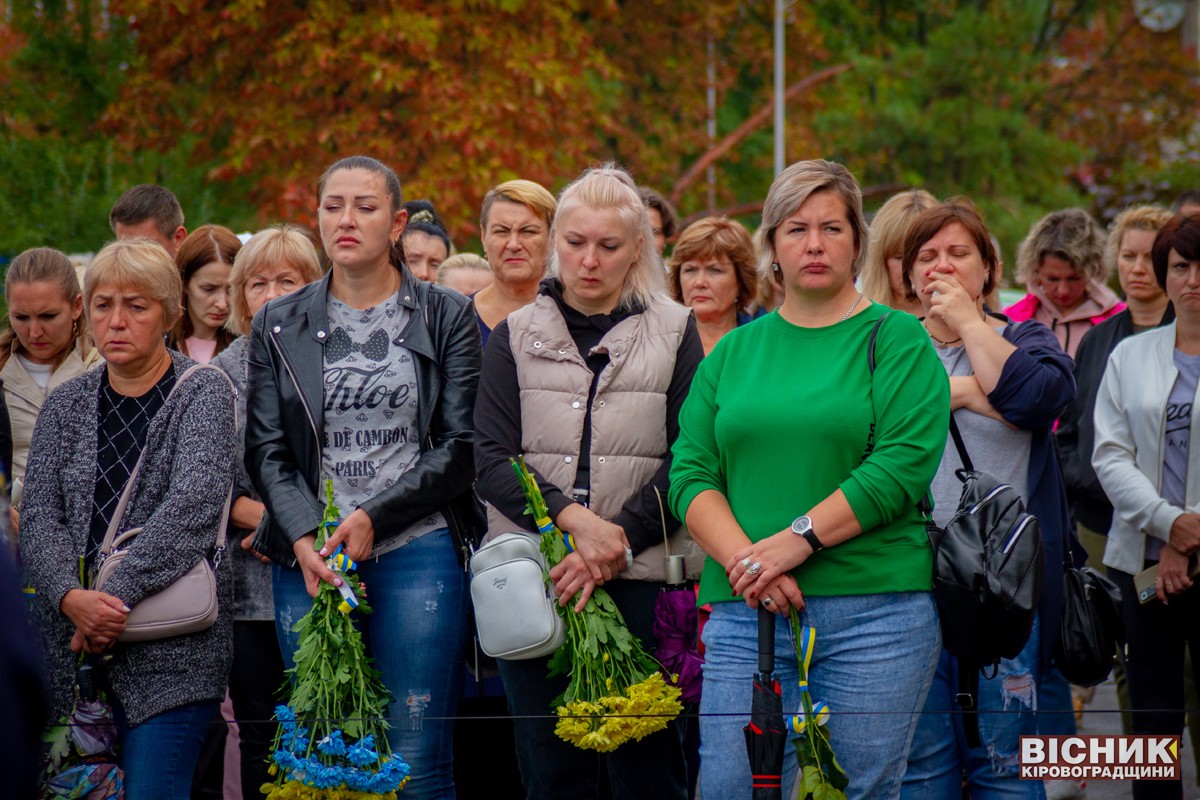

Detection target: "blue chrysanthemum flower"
[316, 729, 347, 757]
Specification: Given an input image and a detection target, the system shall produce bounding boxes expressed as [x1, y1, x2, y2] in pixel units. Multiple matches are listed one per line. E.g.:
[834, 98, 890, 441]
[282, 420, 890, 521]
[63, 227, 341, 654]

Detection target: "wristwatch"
[790, 515, 825, 553]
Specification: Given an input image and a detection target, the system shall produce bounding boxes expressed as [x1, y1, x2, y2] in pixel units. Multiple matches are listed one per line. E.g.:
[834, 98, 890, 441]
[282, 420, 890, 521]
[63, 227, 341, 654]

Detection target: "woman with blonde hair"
[667, 216, 759, 354]
[21, 238, 237, 799]
[210, 224, 322, 799]
[861, 189, 938, 315]
[170, 224, 241, 363]
[0, 247, 100, 488]
[436, 253, 493, 296]
[472, 179, 557, 346]
[1004, 208, 1124, 359]
[475, 163, 703, 799]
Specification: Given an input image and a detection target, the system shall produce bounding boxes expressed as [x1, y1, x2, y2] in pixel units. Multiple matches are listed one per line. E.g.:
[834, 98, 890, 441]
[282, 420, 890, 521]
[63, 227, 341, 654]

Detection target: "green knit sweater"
[669, 304, 949, 604]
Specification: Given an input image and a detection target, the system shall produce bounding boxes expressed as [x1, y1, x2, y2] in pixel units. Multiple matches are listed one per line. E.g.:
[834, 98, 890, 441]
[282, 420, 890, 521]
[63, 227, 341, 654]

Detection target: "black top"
[1058, 303, 1175, 533]
[474, 278, 704, 554]
[88, 366, 177, 568]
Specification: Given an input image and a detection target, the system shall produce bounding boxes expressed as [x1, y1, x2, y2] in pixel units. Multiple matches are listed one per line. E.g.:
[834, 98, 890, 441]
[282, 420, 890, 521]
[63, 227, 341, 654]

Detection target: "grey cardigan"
[20, 351, 237, 725]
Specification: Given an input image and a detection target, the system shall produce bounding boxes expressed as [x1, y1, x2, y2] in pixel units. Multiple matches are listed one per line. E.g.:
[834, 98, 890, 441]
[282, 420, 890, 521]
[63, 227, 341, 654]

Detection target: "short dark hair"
[1171, 190, 1200, 214]
[108, 184, 184, 239]
[901, 199, 999, 299]
[639, 186, 677, 240]
[1152, 213, 1200, 290]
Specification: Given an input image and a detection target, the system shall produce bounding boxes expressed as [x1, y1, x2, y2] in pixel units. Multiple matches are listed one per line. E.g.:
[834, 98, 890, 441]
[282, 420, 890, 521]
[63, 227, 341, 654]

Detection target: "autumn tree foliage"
[2, 0, 1198, 258]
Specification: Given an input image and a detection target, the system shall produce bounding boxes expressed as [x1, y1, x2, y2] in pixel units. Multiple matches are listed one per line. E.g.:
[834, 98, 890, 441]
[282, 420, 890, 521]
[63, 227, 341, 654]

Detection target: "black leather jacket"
[245, 268, 484, 566]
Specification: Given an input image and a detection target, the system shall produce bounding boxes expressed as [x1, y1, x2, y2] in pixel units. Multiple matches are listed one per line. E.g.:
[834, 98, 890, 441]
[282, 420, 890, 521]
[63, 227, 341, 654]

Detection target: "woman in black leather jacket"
[245, 155, 483, 799]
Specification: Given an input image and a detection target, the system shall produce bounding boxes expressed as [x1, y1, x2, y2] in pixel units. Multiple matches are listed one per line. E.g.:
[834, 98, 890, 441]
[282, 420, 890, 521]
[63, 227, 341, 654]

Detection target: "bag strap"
[99, 363, 237, 558]
[957, 660, 983, 749]
[948, 414, 974, 473]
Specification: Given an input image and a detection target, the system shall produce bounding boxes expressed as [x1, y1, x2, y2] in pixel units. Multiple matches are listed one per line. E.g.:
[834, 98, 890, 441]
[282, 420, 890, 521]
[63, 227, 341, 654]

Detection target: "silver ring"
[748, 561, 762, 575]
[624, 547, 634, 567]
[762, 597, 773, 607]
[741, 557, 753, 570]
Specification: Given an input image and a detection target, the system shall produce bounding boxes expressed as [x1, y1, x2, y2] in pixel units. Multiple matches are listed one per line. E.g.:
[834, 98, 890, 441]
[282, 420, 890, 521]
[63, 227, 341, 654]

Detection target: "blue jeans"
[699, 592, 940, 800]
[902, 617, 1045, 800]
[117, 700, 220, 800]
[273, 528, 467, 800]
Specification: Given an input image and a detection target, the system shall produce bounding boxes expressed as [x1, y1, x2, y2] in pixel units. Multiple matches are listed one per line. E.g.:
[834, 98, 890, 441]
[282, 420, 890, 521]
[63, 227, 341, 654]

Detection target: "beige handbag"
[94, 364, 234, 643]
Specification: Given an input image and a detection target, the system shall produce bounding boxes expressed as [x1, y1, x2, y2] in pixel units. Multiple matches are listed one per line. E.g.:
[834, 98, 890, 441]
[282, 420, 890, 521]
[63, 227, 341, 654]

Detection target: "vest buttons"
[273, 325, 281, 334]
[571, 401, 580, 409]
[598, 400, 605, 407]
[598, 457, 606, 464]
[317, 330, 326, 339]
[564, 456, 573, 463]
[533, 341, 543, 348]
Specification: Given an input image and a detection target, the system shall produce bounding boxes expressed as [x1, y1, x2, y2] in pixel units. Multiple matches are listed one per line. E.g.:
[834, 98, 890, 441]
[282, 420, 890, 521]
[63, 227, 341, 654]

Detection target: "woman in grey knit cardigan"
[20, 238, 236, 800]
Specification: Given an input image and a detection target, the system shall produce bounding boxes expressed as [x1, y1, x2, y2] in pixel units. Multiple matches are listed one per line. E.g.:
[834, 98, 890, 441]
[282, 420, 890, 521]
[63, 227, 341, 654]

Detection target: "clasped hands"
[549, 503, 631, 613]
[725, 529, 808, 615]
[61, 588, 129, 654]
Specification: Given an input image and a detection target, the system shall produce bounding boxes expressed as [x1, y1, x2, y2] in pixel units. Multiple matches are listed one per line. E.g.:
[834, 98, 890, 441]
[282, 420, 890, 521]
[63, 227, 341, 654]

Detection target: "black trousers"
[496, 580, 688, 800]
[1110, 567, 1200, 800]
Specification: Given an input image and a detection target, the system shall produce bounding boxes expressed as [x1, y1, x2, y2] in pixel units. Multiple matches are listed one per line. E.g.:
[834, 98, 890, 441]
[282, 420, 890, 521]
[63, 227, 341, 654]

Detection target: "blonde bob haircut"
[546, 163, 671, 313]
[84, 238, 183, 328]
[667, 217, 759, 312]
[861, 189, 938, 305]
[479, 179, 557, 233]
[227, 225, 323, 335]
[755, 159, 870, 282]
[1105, 205, 1173, 276]
[1016, 208, 1108, 286]
[436, 253, 491, 283]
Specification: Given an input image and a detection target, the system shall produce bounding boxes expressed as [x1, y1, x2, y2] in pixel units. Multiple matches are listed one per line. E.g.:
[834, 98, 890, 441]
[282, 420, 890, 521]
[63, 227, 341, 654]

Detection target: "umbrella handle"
[757, 606, 775, 674]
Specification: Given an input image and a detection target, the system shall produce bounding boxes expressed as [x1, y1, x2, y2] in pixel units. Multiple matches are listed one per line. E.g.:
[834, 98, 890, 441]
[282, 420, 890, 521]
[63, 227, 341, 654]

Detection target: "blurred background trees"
[2, 0, 1197, 271]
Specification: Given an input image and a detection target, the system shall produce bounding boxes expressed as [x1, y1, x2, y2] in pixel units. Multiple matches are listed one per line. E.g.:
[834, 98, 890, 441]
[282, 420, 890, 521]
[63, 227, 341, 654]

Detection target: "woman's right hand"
[556, 503, 630, 582]
[60, 589, 129, 645]
[292, 534, 344, 598]
[747, 573, 805, 615]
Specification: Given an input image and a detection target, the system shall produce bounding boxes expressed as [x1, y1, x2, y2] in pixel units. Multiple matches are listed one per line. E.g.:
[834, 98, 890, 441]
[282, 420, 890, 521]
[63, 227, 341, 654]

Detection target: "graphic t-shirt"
[322, 293, 446, 556]
[1152, 349, 1200, 560]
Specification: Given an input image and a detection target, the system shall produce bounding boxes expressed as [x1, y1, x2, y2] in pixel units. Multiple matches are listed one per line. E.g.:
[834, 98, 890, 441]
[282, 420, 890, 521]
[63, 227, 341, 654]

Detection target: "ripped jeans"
[273, 528, 467, 800]
[902, 616, 1045, 800]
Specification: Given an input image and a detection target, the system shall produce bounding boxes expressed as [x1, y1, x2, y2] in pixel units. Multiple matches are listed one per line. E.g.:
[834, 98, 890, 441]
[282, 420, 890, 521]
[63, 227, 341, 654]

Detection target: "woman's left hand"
[748, 574, 805, 615]
[727, 531, 808, 600]
[549, 551, 597, 613]
[321, 508, 376, 562]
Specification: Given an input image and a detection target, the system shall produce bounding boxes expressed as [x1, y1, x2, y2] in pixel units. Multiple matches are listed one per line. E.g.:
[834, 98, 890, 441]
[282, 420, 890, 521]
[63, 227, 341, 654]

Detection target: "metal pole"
[707, 31, 717, 211]
[774, 0, 785, 176]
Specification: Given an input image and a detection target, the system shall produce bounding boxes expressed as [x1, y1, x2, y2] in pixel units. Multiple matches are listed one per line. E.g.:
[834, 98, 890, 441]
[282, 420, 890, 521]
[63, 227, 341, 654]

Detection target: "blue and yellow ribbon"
[790, 625, 831, 734]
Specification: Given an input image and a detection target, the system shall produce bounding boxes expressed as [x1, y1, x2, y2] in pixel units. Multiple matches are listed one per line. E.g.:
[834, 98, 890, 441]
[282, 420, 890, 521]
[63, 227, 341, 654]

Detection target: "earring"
[772, 262, 782, 279]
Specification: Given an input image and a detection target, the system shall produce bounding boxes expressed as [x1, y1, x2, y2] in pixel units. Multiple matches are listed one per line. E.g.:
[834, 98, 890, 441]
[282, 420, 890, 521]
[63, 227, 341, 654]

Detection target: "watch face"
[792, 516, 812, 535]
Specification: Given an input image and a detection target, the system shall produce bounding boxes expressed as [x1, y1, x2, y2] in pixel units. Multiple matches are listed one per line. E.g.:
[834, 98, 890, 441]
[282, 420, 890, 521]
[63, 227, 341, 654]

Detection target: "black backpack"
[925, 415, 1044, 746]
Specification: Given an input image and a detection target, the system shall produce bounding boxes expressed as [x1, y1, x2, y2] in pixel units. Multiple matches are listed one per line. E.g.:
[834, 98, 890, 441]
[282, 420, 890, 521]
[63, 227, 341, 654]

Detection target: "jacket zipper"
[269, 328, 320, 446]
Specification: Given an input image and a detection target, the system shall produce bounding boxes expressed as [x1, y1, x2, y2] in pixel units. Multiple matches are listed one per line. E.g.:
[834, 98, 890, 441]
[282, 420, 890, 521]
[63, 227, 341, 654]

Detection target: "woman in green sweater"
[669, 160, 949, 799]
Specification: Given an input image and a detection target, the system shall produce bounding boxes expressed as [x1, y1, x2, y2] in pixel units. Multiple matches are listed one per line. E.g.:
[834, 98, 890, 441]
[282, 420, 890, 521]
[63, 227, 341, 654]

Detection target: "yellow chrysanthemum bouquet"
[510, 457, 682, 752]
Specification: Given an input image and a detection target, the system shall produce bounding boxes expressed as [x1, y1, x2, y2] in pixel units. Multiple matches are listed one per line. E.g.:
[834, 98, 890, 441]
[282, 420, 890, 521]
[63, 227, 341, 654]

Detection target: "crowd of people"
[3, 155, 1200, 800]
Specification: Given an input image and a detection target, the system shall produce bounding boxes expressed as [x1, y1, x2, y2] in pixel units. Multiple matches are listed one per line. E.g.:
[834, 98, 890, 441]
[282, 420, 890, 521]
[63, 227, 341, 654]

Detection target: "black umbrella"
[744, 607, 786, 799]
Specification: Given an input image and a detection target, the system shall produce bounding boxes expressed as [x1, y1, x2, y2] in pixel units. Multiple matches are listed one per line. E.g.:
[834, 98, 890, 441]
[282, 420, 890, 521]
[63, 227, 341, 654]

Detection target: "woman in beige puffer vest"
[474, 165, 703, 800]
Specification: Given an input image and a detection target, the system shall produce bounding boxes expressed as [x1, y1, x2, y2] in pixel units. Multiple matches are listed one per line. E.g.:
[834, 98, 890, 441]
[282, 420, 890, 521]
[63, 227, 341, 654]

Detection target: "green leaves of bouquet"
[510, 456, 682, 753]
[263, 480, 410, 798]
[788, 611, 848, 800]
